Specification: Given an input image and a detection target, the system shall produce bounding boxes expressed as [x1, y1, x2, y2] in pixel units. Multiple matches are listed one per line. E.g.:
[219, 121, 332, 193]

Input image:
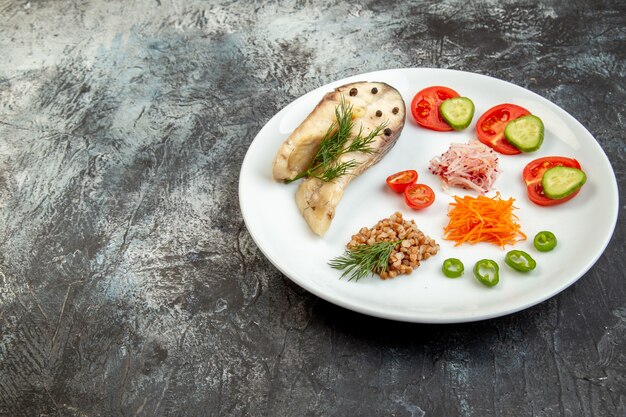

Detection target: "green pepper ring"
[534, 231, 557, 252]
[442, 258, 464, 278]
[473, 259, 499, 287]
[505, 250, 537, 272]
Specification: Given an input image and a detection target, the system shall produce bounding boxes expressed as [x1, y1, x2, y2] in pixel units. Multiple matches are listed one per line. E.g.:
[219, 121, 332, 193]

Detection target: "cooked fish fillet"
[272, 81, 406, 236]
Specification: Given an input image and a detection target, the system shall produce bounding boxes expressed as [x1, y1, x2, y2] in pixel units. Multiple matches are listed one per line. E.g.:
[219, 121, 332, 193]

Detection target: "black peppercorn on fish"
[272, 81, 406, 236]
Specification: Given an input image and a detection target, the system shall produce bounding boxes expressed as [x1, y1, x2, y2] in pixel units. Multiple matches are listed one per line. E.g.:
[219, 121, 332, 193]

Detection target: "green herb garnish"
[286, 97, 387, 183]
[328, 240, 402, 281]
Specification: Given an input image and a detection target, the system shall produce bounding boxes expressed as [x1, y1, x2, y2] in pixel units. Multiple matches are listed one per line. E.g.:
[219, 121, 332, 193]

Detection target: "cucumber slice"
[542, 166, 586, 199]
[504, 115, 544, 152]
[439, 97, 475, 130]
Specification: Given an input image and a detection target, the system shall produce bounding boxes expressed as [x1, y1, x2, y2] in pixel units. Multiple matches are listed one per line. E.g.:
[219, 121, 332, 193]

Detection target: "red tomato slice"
[523, 156, 583, 206]
[386, 170, 418, 193]
[404, 183, 435, 210]
[411, 86, 460, 131]
[526, 182, 581, 206]
[522, 156, 582, 185]
[476, 103, 531, 155]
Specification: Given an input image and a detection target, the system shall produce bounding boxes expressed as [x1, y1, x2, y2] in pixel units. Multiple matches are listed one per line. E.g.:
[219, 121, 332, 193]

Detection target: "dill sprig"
[328, 240, 402, 282]
[285, 97, 388, 184]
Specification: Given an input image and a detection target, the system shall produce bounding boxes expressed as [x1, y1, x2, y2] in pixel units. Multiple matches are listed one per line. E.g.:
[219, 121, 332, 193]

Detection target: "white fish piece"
[272, 81, 406, 236]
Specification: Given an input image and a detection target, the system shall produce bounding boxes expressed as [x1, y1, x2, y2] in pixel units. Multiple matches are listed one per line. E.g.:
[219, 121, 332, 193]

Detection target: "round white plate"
[239, 68, 619, 323]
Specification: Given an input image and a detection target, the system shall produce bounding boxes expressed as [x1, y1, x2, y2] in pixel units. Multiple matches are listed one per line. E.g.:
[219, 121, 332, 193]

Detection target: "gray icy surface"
[0, 1, 624, 416]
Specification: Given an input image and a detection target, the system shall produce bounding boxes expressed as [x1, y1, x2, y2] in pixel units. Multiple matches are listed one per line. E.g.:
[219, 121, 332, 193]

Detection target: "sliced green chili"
[505, 250, 537, 272]
[473, 259, 499, 287]
[534, 231, 557, 252]
[442, 258, 464, 278]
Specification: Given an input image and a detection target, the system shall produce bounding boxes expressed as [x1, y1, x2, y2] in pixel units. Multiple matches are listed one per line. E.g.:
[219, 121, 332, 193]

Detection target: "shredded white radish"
[428, 141, 500, 194]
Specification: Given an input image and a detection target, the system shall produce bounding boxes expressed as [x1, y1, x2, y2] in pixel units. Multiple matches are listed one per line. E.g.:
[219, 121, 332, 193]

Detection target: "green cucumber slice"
[439, 97, 475, 130]
[542, 166, 586, 199]
[504, 115, 544, 152]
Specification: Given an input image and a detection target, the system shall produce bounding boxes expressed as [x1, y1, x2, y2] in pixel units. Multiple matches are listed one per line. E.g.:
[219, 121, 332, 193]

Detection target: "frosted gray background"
[0, 1, 624, 416]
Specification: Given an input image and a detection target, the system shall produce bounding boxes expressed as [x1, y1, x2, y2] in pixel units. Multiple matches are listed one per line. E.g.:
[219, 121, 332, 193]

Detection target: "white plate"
[239, 68, 619, 323]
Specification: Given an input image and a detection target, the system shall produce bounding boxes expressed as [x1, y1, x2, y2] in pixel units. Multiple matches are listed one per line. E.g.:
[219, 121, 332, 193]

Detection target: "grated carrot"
[443, 193, 526, 248]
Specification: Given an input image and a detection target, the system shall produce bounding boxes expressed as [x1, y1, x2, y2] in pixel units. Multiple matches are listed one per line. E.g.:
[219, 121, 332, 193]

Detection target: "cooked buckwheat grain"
[347, 212, 439, 279]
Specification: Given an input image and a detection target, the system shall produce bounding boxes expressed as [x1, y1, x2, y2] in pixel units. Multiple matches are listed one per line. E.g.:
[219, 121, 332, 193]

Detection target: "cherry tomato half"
[522, 156, 582, 206]
[404, 183, 435, 210]
[411, 86, 460, 131]
[476, 103, 531, 155]
[386, 170, 418, 193]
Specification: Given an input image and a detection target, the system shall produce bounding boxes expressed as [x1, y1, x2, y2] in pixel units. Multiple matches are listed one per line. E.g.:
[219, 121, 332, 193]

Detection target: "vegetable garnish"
[505, 250, 537, 272]
[385, 172, 436, 210]
[523, 156, 584, 206]
[474, 259, 500, 287]
[504, 115, 544, 152]
[443, 193, 526, 248]
[329, 240, 402, 282]
[404, 183, 435, 210]
[541, 166, 586, 199]
[439, 97, 475, 130]
[534, 231, 557, 252]
[476, 103, 531, 155]
[442, 258, 464, 278]
[428, 141, 500, 194]
[411, 86, 460, 131]
[386, 170, 418, 193]
[286, 97, 388, 183]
